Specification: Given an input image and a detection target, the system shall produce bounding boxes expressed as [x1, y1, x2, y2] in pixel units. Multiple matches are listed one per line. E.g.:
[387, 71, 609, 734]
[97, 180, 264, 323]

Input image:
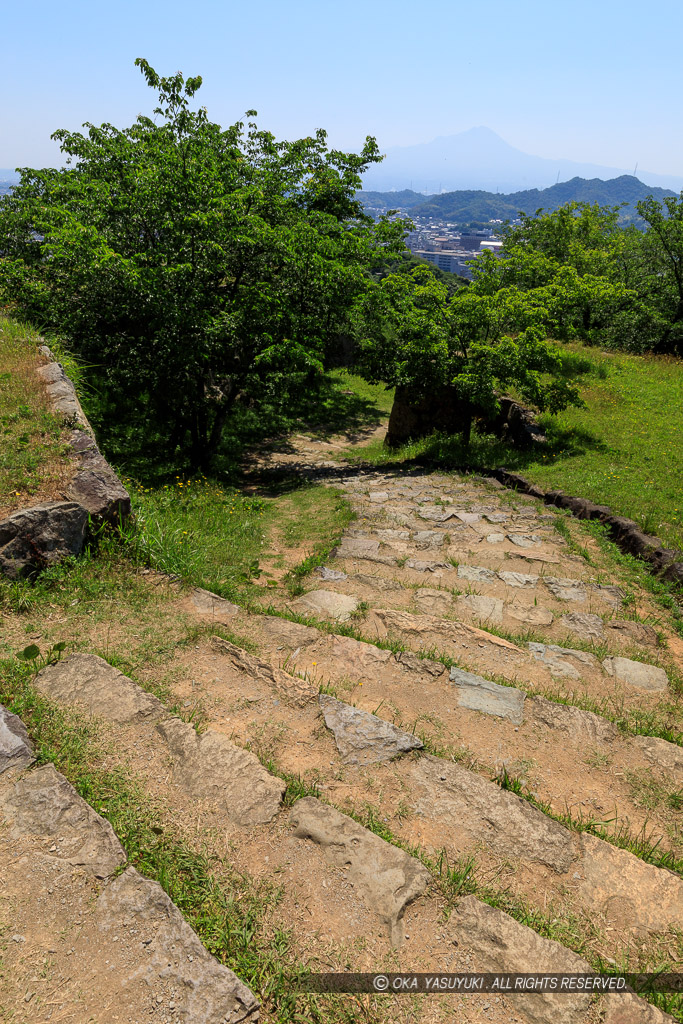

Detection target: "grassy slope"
[0, 316, 73, 516]
[340, 350, 683, 553]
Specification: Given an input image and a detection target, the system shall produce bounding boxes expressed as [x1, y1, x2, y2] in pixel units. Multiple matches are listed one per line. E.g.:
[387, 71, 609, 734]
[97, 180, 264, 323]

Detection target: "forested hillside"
[358, 175, 676, 225]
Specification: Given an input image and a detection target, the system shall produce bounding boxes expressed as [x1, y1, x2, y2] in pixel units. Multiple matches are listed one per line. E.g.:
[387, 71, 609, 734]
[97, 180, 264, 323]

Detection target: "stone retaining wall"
[0, 345, 131, 578]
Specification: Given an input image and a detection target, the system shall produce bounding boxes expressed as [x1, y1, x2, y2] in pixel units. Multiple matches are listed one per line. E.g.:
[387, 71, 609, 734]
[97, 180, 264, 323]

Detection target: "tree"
[636, 194, 683, 354]
[352, 265, 582, 445]
[0, 60, 404, 467]
[472, 202, 661, 352]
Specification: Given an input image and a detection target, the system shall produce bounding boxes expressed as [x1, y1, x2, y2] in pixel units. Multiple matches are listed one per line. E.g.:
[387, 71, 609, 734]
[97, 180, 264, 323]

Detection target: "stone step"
[208, 608, 681, 852]
[0, 710, 259, 1022]
[71, 635, 677, 943]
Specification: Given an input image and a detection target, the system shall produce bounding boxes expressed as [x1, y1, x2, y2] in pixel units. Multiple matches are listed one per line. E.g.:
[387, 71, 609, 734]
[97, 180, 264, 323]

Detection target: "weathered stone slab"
[367, 608, 524, 659]
[450, 896, 592, 1024]
[455, 512, 482, 524]
[36, 357, 89, 427]
[0, 763, 125, 878]
[373, 529, 410, 541]
[602, 993, 676, 1023]
[96, 867, 259, 1022]
[486, 532, 506, 543]
[290, 589, 358, 622]
[506, 604, 554, 626]
[414, 587, 453, 615]
[324, 634, 393, 674]
[191, 587, 241, 620]
[449, 667, 525, 723]
[509, 533, 542, 548]
[0, 707, 34, 774]
[455, 594, 504, 624]
[0, 501, 88, 579]
[367, 490, 390, 502]
[405, 558, 450, 572]
[353, 573, 403, 591]
[560, 612, 605, 641]
[602, 656, 668, 692]
[632, 734, 683, 773]
[457, 564, 497, 583]
[606, 619, 658, 647]
[529, 642, 597, 680]
[157, 718, 285, 825]
[66, 430, 131, 526]
[410, 756, 574, 871]
[413, 529, 445, 548]
[543, 576, 588, 602]
[257, 616, 319, 648]
[35, 654, 165, 723]
[289, 797, 430, 944]
[210, 636, 317, 705]
[314, 565, 348, 582]
[513, 550, 562, 564]
[318, 694, 423, 765]
[594, 583, 624, 608]
[498, 570, 539, 588]
[484, 513, 509, 523]
[335, 537, 380, 558]
[396, 651, 446, 677]
[528, 696, 618, 744]
[578, 832, 683, 934]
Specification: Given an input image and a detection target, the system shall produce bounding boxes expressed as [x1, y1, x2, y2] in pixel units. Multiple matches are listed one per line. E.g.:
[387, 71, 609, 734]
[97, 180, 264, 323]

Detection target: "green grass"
[0, 316, 72, 509]
[117, 476, 354, 601]
[121, 475, 269, 593]
[343, 346, 683, 552]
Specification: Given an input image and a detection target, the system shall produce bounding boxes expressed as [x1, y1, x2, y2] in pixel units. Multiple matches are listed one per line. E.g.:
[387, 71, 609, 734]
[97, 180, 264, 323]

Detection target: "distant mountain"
[357, 176, 676, 226]
[361, 127, 683, 194]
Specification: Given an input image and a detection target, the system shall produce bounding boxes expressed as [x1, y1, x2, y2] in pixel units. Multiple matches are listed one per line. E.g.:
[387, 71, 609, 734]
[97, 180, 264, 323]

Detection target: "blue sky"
[2, 0, 682, 176]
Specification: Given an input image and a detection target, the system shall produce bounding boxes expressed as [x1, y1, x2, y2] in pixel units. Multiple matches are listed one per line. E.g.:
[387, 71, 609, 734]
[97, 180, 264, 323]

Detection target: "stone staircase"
[2, 464, 681, 1022]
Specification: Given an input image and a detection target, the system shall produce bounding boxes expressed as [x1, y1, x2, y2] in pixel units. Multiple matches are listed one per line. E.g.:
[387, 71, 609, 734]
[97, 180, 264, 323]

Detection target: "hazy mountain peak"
[365, 129, 683, 195]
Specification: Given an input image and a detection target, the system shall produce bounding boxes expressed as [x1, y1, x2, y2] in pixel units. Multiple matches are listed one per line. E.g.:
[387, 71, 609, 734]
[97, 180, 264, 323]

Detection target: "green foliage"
[475, 198, 683, 355]
[0, 60, 404, 469]
[352, 263, 582, 442]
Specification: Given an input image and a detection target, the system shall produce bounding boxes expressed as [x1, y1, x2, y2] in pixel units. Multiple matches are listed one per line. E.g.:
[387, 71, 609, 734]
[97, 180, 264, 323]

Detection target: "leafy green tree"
[0, 60, 404, 467]
[473, 202, 660, 351]
[352, 265, 582, 445]
[636, 194, 683, 354]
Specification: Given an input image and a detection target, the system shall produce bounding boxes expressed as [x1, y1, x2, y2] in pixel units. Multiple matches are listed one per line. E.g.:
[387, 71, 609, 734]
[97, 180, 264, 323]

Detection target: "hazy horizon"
[3, 0, 683, 180]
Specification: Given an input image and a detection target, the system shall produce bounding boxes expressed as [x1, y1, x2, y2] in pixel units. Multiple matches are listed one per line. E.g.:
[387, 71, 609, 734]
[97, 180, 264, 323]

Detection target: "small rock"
[457, 564, 497, 584]
[544, 577, 588, 602]
[506, 605, 554, 627]
[602, 657, 668, 692]
[315, 566, 348, 582]
[498, 570, 538, 588]
[560, 612, 605, 641]
[449, 666, 525, 724]
[318, 694, 423, 765]
[486, 533, 505, 544]
[455, 594, 504, 625]
[290, 590, 359, 623]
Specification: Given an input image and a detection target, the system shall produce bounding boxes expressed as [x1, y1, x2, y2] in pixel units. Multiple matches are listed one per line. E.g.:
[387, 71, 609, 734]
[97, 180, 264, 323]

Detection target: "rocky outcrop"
[0, 501, 89, 578]
[66, 429, 131, 526]
[0, 346, 131, 578]
[489, 396, 548, 448]
[385, 386, 547, 449]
